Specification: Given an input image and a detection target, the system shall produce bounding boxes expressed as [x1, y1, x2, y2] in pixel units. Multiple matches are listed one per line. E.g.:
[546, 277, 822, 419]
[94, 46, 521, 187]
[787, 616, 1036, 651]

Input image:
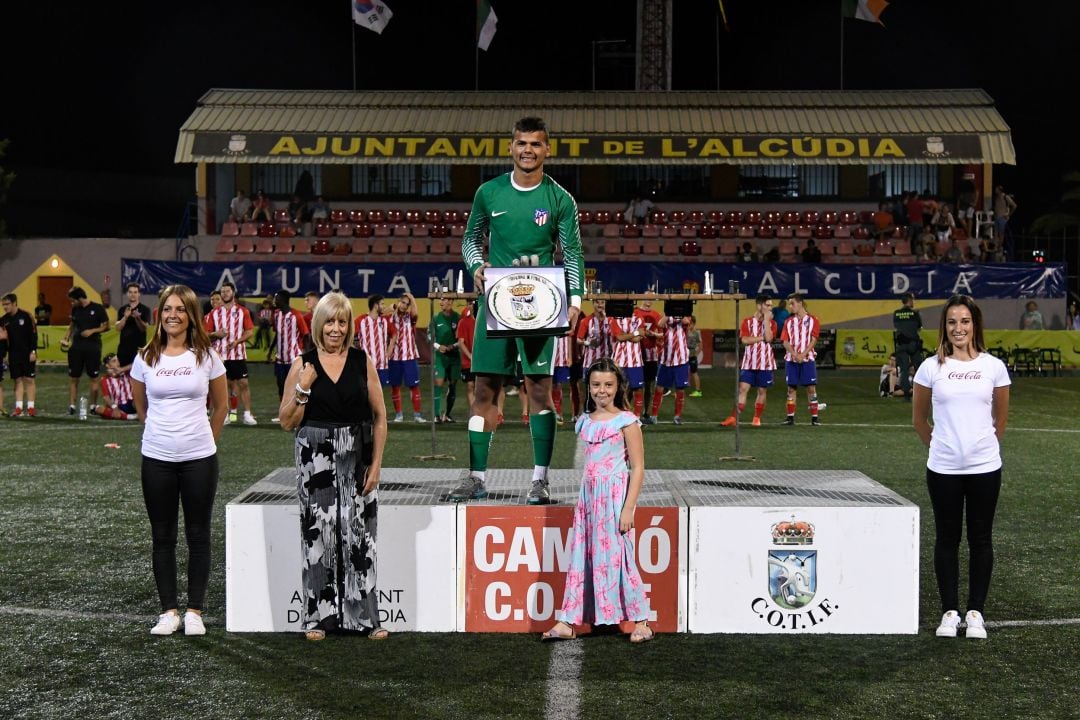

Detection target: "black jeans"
[894, 341, 922, 396]
[141, 454, 219, 612]
[926, 467, 1001, 614]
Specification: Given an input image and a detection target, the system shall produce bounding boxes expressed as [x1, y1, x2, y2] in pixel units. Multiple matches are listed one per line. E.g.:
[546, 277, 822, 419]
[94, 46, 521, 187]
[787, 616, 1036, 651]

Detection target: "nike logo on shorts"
[536, 360, 548, 366]
[492, 211, 508, 217]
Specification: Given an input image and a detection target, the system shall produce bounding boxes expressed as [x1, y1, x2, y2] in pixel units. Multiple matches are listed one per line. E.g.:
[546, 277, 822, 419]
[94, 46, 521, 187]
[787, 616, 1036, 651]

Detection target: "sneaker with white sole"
[184, 611, 206, 636]
[527, 478, 551, 505]
[393, 413, 404, 423]
[448, 474, 487, 502]
[935, 610, 961, 638]
[964, 610, 987, 639]
[242, 412, 257, 426]
[414, 413, 427, 423]
[672, 416, 683, 425]
[150, 612, 181, 636]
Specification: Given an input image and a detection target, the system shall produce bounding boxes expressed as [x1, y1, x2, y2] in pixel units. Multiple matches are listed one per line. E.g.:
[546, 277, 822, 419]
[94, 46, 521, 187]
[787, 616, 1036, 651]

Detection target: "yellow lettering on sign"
[425, 138, 457, 157]
[858, 139, 871, 156]
[498, 138, 512, 156]
[460, 138, 495, 157]
[269, 137, 301, 156]
[826, 138, 855, 157]
[874, 138, 904, 158]
[301, 138, 327, 156]
[603, 141, 624, 155]
[697, 138, 730, 157]
[624, 140, 644, 155]
[792, 137, 822, 157]
[330, 137, 361, 156]
[397, 138, 425, 156]
[365, 137, 394, 156]
[662, 138, 687, 157]
[760, 139, 788, 157]
[732, 138, 758, 157]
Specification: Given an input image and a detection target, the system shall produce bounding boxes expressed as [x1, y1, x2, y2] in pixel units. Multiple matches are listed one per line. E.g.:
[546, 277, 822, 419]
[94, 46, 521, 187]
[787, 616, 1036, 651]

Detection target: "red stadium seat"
[332, 242, 351, 256]
[642, 239, 661, 255]
[221, 221, 240, 236]
[687, 210, 705, 224]
[390, 238, 408, 254]
[669, 210, 687, 224]
[240, 222, 259, 236]
[349, 209, 367, 223]
[782, 211, 801, 225]
[428, 238, 447, 255]
[235, 237, 255, 254]
[367, 209, 386, 223]
[392, 223, 410, 237]
[706, 210, 724, 224]
[312, 239, 332, 255]
[350, 238, 370, 255]
[621, 224, 642, 238]
[719, 241, 739, 258]
[430, 223, 450, 238]
[370, 238, 390, 255]
[315, 222, 333, 238]
[353, 223, 374, 238]
[335, 223, 354, 237]
[215, 237, 236, 255]
[801, 210, 820, 225]
[764, 211, 783, 226]
[405, 209, 423, 224]
[726, 211, 744, 225]
[813, 224, 832, 240]
[292, 239, 312, 255]
[578, 210, 594, 225]
[662, 238, 682, 255]
[822, 211, 839, 225]
[424, 209, 443, 224]
[444, 209, 461, 223]
[279, 224, 297, 239]
[274, 209, 291, 223]
[699, 239, 719, 256]
[718, 224, 737, 239]
[756, 225, 777, 239]
[833, 224, 852, 239]
[745, 211, 763, 226]
[330, 209, 347, 224]
[386, 209, 404, 223]
[594, 210, 612, 224]
[698, 223, 718, 239]
[603, 238, 622, 257]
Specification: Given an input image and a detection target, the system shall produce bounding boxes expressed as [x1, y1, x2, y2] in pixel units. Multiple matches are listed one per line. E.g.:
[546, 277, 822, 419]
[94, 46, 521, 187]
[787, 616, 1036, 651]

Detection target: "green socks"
[529, 411, 557, 467]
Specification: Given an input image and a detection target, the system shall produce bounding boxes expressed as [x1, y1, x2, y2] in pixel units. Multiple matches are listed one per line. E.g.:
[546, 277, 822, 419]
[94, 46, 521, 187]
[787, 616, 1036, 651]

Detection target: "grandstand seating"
[699, 240, 719, 257]
[293, 239, 312, 255]
[312, 239, 332, 255]
[661, 238, 681, 256]
[371, 238, 390, 255]
[235, 237, 255, 254]
[405, 209, 423, 224]
[392, 223, 410, 237]
[349, 210, 366, 224]
[315, 223, 333, 238]
[279, 224, 297, 239]
[215, 237, 236, 255]
[274, 209, 291, 223]
[367, 209, 386, 223]
[443, 210, 461, 223]
[221, 221, 240, 236]
[642, 238, 661, 255]
[240, 222, 258, 237]
[354, 223, 374, 238]
[332, 242, 350, 257]
[274, 239, 293, 258]
[330, 210, 347, 224]
[816, 239, 834, 256]
[335, 223, 353, 237]
[621, 224, 641, 238]
[351, 238, 370, 255]
[390, 238, 408, 255]
[757, 225, 777, 239]
[386, 209, 404, 223]
[428, 238, 447, 255]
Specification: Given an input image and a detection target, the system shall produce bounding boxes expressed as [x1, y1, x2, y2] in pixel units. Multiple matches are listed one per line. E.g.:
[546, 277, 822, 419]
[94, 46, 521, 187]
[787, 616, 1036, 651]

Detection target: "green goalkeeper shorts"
[470, 298, 554, 377]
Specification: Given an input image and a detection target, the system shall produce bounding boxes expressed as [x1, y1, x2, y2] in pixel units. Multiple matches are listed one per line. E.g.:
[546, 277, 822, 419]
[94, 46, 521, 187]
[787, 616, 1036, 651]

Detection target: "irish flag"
[477, 0, 498, 51]
[841, 0, 888, 25]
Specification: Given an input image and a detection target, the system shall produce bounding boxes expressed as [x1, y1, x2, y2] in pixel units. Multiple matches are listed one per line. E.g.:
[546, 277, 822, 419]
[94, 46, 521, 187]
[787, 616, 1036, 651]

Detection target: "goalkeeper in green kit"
[449, 117, 585, 504]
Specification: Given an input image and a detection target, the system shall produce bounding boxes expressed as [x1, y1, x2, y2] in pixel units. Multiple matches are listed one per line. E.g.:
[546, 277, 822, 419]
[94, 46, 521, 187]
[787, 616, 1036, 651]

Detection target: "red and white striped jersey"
[388, 311, 418, 361]
[660, 317, 690, 366]
[608, 316, 644, 368]
[204, 304, 253, 361]
[456, 311, 476, 370]
[100, 372, 134, 405]
[739, 315, 778, 370]
[274, 308, 310, 365]
[355, 314, 395, 370]
[553, 334, 573, 369]
[576, 312, 613, 367]
[634, 307, 663, 362]
[781, 312, 820, 361]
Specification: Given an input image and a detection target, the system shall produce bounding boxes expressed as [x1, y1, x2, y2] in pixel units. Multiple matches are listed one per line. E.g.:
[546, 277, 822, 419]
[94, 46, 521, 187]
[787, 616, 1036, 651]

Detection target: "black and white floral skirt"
[295, 422, 379, 633]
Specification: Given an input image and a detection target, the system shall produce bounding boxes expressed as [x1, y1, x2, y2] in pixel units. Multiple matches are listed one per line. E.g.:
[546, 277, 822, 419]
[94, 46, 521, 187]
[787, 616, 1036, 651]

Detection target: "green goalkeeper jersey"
[461, 172, 585, 304]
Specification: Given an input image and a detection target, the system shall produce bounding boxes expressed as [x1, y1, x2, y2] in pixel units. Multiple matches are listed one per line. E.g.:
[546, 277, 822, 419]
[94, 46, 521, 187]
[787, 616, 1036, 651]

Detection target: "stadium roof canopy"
[175, 88, 1015, 167]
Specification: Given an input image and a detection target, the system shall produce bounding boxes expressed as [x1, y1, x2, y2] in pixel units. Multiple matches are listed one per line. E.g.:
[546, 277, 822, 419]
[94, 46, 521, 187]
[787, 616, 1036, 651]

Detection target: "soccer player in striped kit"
[204, 281, 257, 425]
[780, 293, 821, 426]
[634, 291, 663, 423]
[387, 292, 425, 423]
[93, 353, 138, 420]
[646, 312, 691, 425]
[609, 312, 647, 417]
[721, 294, 777, 427]
[550, 330, 574, 426]
[270, 290, 310, 415]
[576, 299, 612, 368]
[355, 294, 396, 390]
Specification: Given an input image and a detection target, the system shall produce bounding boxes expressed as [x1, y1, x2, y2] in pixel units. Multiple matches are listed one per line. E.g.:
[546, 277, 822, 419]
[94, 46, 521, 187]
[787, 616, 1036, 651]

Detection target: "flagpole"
[350, 1, 357, 90]
[839, 3, 844, 90]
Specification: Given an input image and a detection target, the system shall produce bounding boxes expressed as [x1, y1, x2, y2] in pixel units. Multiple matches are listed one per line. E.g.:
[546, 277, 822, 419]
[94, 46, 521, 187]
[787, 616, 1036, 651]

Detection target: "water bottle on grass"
[78, 396, 88, 421]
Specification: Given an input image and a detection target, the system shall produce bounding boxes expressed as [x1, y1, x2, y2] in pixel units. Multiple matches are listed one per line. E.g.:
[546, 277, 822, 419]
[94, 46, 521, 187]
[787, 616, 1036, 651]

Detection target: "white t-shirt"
[913, 352, 1011, 474]
[131, 349, 226, 462]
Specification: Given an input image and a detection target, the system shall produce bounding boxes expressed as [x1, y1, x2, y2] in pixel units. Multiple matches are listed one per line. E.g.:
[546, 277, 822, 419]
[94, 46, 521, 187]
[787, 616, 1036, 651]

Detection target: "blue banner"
[122, 259, 1066, 300]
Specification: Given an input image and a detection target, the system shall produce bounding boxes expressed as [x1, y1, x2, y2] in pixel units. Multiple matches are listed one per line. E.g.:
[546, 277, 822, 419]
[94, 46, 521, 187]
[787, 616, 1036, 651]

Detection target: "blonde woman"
[279, 292, 388, 641]
[131, 284, 227, 636]
[913, 295, 1010, 640]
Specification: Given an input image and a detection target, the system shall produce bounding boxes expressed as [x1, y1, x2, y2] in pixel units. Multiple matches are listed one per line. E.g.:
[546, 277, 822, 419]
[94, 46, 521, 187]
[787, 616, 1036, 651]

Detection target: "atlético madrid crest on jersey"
[767, 516, 817, 610]
[534, 208, 549, 227]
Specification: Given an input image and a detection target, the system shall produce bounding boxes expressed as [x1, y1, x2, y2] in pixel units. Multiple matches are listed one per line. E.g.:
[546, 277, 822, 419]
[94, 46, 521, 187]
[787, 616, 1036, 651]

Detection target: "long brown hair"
[935, 294, 986, 364]
[583, 358, 630, 413]
[141, 284, 214, 367]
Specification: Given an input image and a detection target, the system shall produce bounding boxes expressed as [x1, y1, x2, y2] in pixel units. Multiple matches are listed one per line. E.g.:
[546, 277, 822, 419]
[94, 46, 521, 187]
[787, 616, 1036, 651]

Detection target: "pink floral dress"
[556, 411, 650, 626]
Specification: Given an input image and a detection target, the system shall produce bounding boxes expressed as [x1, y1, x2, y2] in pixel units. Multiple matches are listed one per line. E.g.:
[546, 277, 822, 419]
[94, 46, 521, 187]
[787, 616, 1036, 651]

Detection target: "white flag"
[477, 0, 497, 51]
[353, 0, 393, 35]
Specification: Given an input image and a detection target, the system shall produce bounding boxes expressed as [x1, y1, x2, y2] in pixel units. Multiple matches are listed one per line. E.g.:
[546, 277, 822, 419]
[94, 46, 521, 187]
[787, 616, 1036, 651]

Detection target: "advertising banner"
[123, 260, 1066, 302]
[461, 506, 683, 633]
[834, 328, 1080, 367]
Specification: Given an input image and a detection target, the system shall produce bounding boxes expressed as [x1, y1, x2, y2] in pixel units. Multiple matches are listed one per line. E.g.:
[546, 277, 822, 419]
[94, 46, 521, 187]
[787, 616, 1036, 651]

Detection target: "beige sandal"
[541, 621, 577, 642]
[629, 621, 654, 643]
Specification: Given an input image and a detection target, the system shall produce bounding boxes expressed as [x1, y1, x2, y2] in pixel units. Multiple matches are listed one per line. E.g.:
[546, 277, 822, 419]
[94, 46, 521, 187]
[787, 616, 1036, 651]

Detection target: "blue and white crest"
[534, 208, 549, 227]
[768, 550, 817, 609]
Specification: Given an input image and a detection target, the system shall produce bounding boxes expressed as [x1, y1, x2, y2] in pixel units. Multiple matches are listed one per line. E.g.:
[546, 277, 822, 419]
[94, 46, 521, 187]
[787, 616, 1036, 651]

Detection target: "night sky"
[2, 0, 1073, 238]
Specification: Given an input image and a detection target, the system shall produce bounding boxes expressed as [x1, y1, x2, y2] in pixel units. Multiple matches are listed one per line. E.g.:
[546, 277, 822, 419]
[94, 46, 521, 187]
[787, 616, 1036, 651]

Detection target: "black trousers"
[926, 467, 1001, 614]
[894, 341, 922, 395]
[141, 454, 219, 612]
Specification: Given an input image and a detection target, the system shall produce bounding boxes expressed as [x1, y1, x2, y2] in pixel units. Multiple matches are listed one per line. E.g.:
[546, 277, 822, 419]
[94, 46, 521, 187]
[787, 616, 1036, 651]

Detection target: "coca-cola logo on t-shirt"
[947, 370, 982, 380]
[156, 366, 194, 376]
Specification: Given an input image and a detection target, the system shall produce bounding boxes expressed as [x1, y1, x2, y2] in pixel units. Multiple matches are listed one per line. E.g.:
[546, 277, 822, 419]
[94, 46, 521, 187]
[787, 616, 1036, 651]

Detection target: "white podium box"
[682, 470, 919, 634]
[225, 468, 457, 633]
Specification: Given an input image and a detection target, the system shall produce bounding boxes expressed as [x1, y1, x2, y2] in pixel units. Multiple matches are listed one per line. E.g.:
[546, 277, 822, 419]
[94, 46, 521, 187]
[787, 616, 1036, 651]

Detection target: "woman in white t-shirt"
[131, 285, 227, 637]
[913, 295, 1010, 640]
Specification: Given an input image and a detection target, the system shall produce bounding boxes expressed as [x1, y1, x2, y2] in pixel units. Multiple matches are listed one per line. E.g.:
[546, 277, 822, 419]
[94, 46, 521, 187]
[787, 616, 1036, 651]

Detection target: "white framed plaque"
[484, 266, 570, 338]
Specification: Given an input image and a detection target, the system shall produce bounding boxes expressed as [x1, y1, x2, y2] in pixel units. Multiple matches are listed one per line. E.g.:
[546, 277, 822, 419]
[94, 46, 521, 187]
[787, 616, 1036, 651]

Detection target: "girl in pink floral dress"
[542, 358, 653, 643]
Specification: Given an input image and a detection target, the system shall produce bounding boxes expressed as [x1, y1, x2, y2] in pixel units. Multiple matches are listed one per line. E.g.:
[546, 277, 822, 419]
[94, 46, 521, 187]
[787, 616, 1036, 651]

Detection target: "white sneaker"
[150, 612, 181, 636]
[935, 610, 961, 637]
[393, 413, 404, 423]
[964, 610, 987, 639]
[223, 413, 233, 425]
[183, 611, 206, 636]
[414, 413, 427, 423]
[242, 412, 257, 426]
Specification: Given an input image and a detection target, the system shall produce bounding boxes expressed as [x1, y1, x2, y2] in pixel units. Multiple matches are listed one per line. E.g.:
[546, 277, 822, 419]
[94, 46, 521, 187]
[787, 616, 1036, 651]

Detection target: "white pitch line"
[542, 434, 587, 720]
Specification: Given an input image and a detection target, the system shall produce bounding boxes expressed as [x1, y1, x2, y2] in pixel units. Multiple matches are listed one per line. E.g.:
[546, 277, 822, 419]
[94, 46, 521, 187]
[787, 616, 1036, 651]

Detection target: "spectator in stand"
[248, 189, 273, 222]
[943, 238, 965, 264]
[625, 193, 655, 225]
[978, 227, 1004, 262]
[932, 203, 957, 243]
[918, 227, 938, 261]
[287, 194, 307, 226]
[906, 190, 925, 242]
[1, 293, 38, 416]
[34, 293, 52, 326]
[1067, 301, 1080, 331]
[115, 282, 151, 373]
[956, 179, 978, 238]
[94, 353, 139, 420]
[308, 196, 331, 225]
[270, 290, 310, 412]
[387, 292, 425, 423]
[872, 201, 896, 241]
[737, 241, 759, 263]
[1020, 301, 1044, 330]
[204, 281, 257, 426]
[921, 190, 939, 229]
[801, 238, 822, 263]
[229, 190, 251, 224]
[62, 286, 109, 415]
[992, 186, 1017, 257]
[892, 193, 909, 232]
[762, 246, 781, 263]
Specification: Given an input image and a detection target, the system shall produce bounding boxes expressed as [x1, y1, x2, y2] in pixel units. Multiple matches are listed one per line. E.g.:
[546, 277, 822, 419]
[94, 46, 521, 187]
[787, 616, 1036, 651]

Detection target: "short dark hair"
[368, 294, 384, 311]
[210, 290, 222, 298]
[102, 353, 117, 366]
[514, 116, 548, 138]
[2, 293, 16, 305]
[902, 292, 915, 304]
[305, 291, 320, 299]
[755, 294, 771, 305]
[220, 281, 237, 292]
[125, 282, 140, 292]
[788, 292, 805, 304]
[68, 287, 87, 300]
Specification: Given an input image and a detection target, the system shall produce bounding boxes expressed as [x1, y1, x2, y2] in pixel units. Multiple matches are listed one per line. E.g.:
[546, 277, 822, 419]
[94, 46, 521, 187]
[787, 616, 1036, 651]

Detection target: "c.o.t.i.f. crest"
[509, 283, 537, 322]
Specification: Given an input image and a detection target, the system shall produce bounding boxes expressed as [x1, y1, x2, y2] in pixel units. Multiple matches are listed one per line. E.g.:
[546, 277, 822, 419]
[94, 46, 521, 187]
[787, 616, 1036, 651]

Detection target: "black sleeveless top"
[300, 347, 373, 426]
